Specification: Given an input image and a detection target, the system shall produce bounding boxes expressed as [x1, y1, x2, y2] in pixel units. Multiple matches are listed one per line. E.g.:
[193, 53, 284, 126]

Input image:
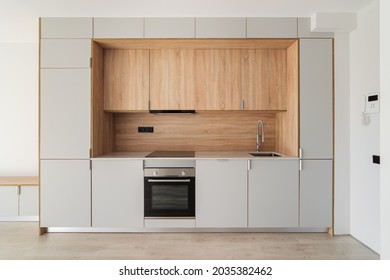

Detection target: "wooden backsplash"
[114, 112, 276, 152]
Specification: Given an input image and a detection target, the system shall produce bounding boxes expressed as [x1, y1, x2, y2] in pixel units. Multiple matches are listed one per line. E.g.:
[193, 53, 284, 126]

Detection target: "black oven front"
[144, 168, 195, 218]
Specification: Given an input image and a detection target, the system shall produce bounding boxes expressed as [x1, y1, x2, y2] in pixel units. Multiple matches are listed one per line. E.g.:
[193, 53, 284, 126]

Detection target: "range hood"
[149, 110, 196, 114]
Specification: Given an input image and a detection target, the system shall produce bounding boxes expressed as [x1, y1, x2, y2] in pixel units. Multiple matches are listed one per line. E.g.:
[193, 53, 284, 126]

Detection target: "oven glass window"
[151, 185, 189, 210]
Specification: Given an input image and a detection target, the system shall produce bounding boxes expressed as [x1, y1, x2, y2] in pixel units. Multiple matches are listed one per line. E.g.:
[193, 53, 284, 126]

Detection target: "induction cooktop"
[145, 151, 195, 158]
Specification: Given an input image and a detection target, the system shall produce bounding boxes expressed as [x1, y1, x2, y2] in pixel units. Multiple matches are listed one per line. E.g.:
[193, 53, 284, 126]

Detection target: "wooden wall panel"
[114, 112, 276, 152]
[276, 41, 299, 156]
[196, 50, 242, 110]
[92, 42, 114, 157]
[104, 49, 149, 111]
[150, 49, 196, 110]
[242, 50, 287, 110]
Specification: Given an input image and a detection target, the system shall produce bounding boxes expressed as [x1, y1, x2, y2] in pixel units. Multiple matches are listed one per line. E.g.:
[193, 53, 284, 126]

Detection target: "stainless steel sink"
[249, 152, 282, 157]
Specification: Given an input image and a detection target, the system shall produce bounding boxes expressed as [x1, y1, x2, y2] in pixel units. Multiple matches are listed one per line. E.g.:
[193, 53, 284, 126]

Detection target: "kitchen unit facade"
[39, 17, 333, 233]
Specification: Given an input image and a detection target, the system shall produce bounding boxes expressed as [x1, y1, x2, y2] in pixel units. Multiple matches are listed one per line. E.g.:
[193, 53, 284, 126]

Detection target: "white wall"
[380, 0, 390, 260]
[349, 0, 380, 252]
[333, 33, 350, 235]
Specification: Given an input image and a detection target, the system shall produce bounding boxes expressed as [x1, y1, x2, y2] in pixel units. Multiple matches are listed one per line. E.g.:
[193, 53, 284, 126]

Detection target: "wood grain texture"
[94, 38, 296, 50]
[196, 50, 242, 110]
[150, 49, 196, 110]
[92, 42, 114, 157]
[242, 50, 287, 110]
[276, 41, 299, 157]
[114, 112, 276, 152]
[104, 50, 149, 111]
[0, 177, 39, 186]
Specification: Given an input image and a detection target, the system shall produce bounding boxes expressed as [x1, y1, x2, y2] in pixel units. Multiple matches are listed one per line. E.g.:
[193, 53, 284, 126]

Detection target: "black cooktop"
[145, 151, 195, 158]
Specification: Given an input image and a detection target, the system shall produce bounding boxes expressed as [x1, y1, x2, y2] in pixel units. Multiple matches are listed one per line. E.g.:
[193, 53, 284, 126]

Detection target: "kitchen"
[1, 0, 388, 262]
[38, 18, 333, 233]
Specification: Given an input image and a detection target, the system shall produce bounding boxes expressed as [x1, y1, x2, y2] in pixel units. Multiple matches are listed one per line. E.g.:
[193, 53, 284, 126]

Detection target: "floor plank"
[0, 222, 379, 260]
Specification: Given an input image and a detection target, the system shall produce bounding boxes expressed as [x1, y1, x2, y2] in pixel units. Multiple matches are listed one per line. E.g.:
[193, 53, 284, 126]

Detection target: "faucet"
[256, 120, 264, 152]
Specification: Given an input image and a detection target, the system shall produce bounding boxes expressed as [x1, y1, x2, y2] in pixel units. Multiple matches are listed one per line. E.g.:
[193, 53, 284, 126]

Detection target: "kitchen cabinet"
[248, 159, 299, 227]
[196, 159, 247, 228]
[300, 39, 333, 159]
[40, 160, 91, 227]
[104, 50, 149, 111]
[242, 49, 287, 110]
[92, 160, 144, 228]
[195, 18, 246, 38]
[247, 18, 297, 38]
[145, 18, 195, 38]
[40, 39, 91, 68]
[40, 17, 93, 39]
[150, 49, 196, 110]
[94, 17, 144, 38]
[0, 185, 39, 220]
[196, 50, 242, 110]
[300, 160, 332, 228]
[40, 69, 90, 159]
[0, 187, 18, 217]
[297, 18, 333, 38]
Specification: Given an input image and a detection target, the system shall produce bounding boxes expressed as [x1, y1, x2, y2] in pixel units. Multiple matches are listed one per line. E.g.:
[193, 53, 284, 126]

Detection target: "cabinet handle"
[247, 159, 251, 170]
[17, 186, 21, 196]
[299, 148, 303, 159]
[299, 160, 303, 171]
[148, 179, 191, 183]
[240, 100, 245, 110]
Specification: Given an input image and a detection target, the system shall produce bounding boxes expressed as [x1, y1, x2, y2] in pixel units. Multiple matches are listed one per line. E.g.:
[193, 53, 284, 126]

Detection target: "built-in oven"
[144, 168, 195, 218]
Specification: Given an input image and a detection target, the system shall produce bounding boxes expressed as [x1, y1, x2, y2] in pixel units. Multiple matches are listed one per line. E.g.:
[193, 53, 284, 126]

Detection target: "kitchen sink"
[249, 152, 282, 157]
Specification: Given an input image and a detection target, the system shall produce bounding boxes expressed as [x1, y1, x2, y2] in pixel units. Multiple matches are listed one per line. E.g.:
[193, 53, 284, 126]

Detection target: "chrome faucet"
[256, 120, 264, 152]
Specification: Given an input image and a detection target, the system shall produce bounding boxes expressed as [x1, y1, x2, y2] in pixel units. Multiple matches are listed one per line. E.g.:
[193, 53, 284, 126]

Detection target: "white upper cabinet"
[94, 18, 144, 38]
[248, 159, 299, 228]
[196, 18, 246, 38]
[40, 69, 90, 159]
[298, 18, 333, 38]
[40, 39, 91, 68]
[145, 18, 195, 38]
[300, 39, 333, 159]
[196, 159, 247, 228]
[247, 18, 297, 38]
[300, 160, 332, 228]
[92, 160, 144, 228]
[40, 17, 93, 38]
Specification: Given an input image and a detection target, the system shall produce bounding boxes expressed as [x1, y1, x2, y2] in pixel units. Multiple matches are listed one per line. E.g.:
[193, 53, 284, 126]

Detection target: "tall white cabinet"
[299, 39, 333, 228]
[40, 18, 93, 228]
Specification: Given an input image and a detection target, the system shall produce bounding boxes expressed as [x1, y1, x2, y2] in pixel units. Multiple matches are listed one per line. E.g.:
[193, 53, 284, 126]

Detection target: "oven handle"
[147, 179, 191, 183]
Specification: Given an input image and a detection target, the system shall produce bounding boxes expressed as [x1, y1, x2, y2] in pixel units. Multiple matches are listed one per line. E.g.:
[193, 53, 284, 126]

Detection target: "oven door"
[144, 176, 195, 217]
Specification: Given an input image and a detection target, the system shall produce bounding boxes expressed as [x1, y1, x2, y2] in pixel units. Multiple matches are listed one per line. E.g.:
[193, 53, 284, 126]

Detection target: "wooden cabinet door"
[40, 160, 91, 227]
[242, 50, 287, 110]
[104, 50, 149, 111]
[92, 160, 144, 228]
[248, 159, 299, 227]
[196, 50, 242, 110]
[300, 39, 333, 159]
[196, 159, 247, 227]
[150, 49, 196, 110]
[300, 160, 332, 228]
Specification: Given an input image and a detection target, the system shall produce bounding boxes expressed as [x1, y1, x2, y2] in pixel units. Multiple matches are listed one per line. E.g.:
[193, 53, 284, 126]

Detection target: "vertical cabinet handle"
[299, 160, 303, 171]
[247, 159, 251, 170]
[299, 148, 303, 159]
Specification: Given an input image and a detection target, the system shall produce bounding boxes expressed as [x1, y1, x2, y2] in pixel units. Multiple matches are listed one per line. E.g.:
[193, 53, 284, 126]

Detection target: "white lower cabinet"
[300, 160, 332, 228]
[248, 159, 299, 227]
[196, 159, 247, 228]
[40, 160, 91, 227]
[0, 186, 39, 221]
[92, 160, 144, 228]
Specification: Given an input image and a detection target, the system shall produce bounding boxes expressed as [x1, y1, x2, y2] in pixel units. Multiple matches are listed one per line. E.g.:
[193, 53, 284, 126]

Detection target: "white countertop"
[92, 151, 298, 160]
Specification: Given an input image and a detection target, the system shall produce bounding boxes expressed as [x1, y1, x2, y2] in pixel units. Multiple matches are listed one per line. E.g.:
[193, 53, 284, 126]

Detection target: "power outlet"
[138, 127, 154, 133]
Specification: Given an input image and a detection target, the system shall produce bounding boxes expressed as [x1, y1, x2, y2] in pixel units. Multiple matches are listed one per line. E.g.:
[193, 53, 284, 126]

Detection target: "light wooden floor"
[0, 222, 379, 260]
